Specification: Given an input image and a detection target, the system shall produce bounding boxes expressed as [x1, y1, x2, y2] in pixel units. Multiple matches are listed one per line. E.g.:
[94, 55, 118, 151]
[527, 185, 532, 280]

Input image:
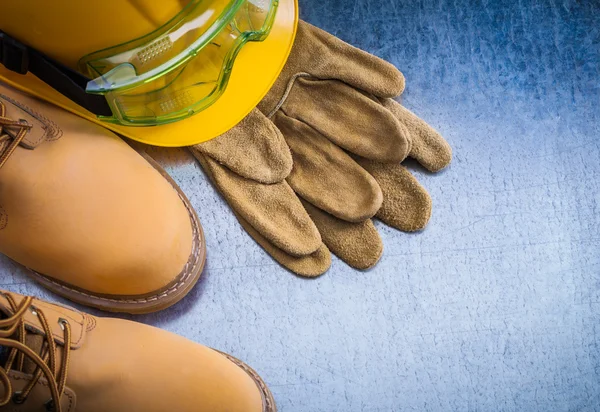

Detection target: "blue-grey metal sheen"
[1, 0, 598, 411]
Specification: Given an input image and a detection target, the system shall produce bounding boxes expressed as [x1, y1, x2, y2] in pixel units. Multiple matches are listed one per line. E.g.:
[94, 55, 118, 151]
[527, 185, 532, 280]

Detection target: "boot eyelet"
[58, 318, 69, 330]
[29, 305, 37, 316]
[44, 398, 56, 411]
[12, 391, 25, 404]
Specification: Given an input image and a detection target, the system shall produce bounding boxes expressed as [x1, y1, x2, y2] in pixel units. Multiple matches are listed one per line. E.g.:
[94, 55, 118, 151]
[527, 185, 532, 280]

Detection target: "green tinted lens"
[79, 0, 278, 126]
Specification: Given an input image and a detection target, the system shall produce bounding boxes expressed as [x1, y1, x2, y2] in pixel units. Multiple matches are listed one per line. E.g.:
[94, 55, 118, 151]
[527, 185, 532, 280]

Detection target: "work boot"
[0, 83, 205, 313]
[0, 290, 275, 412]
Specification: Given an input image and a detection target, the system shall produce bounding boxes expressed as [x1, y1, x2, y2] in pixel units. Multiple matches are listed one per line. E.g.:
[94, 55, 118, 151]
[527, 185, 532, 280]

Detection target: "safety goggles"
[0, 0, 278, 127]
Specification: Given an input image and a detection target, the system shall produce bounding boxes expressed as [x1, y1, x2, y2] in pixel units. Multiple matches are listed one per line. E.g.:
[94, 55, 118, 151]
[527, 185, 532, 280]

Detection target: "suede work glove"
[190, 21, 452, 277]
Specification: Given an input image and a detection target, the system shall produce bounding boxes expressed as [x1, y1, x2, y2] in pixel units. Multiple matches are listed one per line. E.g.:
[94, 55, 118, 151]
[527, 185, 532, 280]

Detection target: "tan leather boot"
[0, 83, 205, 314]
[0, 290, 275, 412]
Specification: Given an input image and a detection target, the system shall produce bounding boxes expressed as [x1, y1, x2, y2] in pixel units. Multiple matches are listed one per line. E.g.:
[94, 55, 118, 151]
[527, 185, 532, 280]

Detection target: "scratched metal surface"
[1, 0, 599, 411]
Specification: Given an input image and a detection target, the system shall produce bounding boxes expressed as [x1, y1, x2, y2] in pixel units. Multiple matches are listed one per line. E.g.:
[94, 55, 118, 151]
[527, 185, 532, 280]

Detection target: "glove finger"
[197, 152, 322, 256]
[235, 211, 331, 278]
[280, 77, 411, 163]
[192, 109, 292, 184]
[381, 98, 452, 172]
[356, 158, 432, 231]
[292, 21, 405, 98]
[301, 200, 383, 270]
[274, 112, 383, 222]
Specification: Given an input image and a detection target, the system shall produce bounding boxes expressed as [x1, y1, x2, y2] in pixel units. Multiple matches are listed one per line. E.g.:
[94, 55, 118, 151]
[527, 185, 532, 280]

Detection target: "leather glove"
[190, 21, 452, 277]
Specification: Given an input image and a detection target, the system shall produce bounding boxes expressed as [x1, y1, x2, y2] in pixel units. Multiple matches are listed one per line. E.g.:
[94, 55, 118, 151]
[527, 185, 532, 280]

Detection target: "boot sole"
[217, 350, 278, 412]
[25, 152, 206, 314]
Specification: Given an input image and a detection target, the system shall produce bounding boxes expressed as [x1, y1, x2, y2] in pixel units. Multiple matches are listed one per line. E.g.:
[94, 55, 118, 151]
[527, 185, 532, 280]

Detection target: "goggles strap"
[0, 31, 112, 117]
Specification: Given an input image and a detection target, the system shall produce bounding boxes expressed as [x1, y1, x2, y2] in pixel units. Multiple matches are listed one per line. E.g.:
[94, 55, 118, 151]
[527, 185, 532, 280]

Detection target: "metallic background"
[1, 0, 599, 410]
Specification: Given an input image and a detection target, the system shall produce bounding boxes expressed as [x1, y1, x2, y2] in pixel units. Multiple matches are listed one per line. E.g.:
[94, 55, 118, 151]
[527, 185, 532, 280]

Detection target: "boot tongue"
[21, 334, 45, 374]
[0, 310, 47, 374]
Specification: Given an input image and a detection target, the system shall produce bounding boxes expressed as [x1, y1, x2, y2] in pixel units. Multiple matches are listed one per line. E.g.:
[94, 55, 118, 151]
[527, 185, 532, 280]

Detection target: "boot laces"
[0, 293, 71, 412]
[0, 100, 32, 169]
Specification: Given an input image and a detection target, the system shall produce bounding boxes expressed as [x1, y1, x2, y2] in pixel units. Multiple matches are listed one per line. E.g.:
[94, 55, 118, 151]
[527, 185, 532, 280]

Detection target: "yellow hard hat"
[0, 0, 298, 146]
